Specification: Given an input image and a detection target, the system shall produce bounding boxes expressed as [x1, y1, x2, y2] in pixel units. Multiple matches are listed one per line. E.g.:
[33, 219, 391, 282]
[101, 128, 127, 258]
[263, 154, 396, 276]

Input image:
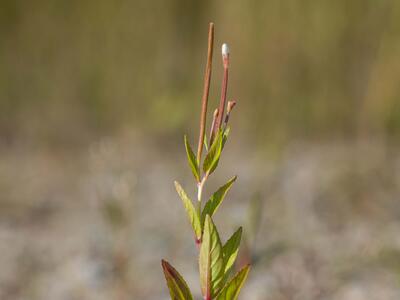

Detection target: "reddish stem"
[214, 52, 229, 134]
[197, 23, 214, 162]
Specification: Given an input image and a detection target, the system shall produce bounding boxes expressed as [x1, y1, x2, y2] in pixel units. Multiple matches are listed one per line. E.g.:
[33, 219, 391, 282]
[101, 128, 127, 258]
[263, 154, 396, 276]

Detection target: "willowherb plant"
[161, 23, 250, 300]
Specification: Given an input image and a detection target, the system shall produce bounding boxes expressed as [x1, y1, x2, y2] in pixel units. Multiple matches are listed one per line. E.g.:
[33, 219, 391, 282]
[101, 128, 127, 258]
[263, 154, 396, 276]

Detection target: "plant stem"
[196, 175, 208, 246]
[197, 22, 214, 163]
[197, 180, 203, 216]
[197, 176, 207, 217]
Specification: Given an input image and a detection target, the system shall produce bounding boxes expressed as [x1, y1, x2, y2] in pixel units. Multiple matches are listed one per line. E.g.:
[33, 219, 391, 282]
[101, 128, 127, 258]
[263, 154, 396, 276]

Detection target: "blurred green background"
[1, 1, 400, 299]
[2, 0, 400, 146]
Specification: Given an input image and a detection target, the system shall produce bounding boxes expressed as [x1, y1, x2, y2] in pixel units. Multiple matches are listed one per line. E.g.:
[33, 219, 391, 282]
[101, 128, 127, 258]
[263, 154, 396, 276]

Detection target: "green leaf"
[201, 176, 237, 227]
[204, 134, 209, 152]
[203, 130, 223, 175]
[161, 259, 194, 300]
[222, 126, 230, 148]
[222, 227, 242, 276]
[174, 181, 201, 239]
[200, 215, 225, 299]
[184, 135, 200, 182]
[216, 265, 250, 300]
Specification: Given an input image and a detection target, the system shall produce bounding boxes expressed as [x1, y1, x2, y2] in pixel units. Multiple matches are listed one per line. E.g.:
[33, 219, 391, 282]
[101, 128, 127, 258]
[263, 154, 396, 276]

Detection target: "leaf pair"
[175, 175, 236, 241]
[200, 215, 249, 299]
[185, 130, 226, 182]
[203, 130, 223, 175]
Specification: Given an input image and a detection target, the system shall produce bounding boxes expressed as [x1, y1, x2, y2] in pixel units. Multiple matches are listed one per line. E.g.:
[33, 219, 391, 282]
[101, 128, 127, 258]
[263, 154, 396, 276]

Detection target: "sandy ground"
[1, 135, 400, 300]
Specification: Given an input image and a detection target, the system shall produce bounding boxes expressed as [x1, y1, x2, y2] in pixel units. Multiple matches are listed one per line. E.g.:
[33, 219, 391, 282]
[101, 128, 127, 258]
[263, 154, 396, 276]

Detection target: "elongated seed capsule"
[214, 43, 230, 134]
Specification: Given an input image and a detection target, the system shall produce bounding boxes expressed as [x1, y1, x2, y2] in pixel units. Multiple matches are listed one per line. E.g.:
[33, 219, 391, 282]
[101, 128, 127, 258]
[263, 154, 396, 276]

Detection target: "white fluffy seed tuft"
[222, 43, 230, 56]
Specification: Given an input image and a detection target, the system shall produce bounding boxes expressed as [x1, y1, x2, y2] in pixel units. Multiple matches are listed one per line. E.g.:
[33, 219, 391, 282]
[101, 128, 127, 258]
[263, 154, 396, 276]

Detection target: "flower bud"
[227, 100, 236, 113]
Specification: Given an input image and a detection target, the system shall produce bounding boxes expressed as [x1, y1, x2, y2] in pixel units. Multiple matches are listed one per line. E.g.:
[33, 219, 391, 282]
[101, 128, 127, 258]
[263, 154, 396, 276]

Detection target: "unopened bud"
[213, 108, 219, 118]
[227, 100, 236, 113]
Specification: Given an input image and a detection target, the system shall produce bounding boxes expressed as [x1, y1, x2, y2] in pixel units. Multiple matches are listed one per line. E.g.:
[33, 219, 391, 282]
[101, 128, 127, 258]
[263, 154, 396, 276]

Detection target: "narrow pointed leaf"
[203, 130, 223, 174]
[200, 215, 225, 299]
[201, 176, 237, 227]
[209, 127, 229, 176]
[222, 126, 230, 148]
[161, 259, 194, 300]
[184, 135, 200, 182]
[216, 265, 250, 300]
[174, 181, 201, 239]
[204, 133, 209, 152]
[222, 227, 242, 276]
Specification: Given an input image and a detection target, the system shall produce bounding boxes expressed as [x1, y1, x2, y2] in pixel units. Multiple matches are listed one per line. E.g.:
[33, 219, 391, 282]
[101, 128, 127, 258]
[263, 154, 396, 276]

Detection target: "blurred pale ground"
[1, 1, 400, 299]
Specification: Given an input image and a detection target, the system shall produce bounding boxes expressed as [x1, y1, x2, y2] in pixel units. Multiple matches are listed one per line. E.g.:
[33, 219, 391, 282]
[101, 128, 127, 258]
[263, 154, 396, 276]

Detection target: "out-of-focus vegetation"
[1, 1, 400, 300]
[1, 0, 400, 147]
